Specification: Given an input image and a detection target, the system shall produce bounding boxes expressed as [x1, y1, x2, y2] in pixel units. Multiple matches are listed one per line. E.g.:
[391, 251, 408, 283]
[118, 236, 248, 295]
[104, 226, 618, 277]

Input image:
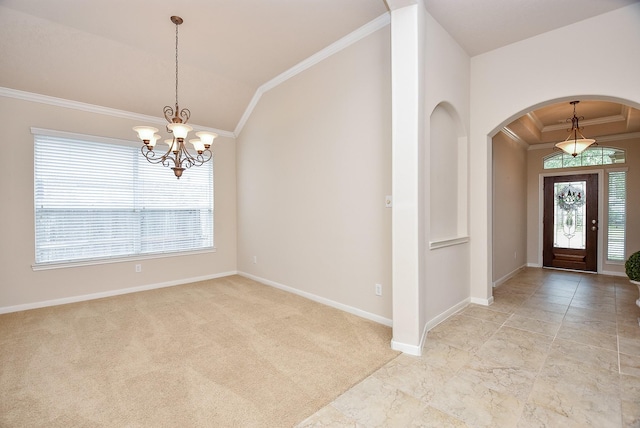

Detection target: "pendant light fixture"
[554, 101, 596, 157]
[133, 16, 217, 178]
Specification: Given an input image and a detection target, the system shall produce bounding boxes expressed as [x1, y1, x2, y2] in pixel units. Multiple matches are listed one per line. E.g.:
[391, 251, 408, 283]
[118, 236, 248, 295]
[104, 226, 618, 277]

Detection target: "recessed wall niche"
[428, 102, 468, 244]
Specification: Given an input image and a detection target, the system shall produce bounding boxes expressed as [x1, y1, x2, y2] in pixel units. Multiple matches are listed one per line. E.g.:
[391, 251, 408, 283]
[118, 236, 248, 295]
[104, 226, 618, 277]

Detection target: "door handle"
[591, 226, 598, 231]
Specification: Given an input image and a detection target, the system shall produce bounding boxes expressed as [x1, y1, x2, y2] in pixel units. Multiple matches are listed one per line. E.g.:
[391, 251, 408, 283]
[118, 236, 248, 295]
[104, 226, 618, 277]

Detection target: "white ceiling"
[423, 0, 639, 56]
[1, 0, 638, 134]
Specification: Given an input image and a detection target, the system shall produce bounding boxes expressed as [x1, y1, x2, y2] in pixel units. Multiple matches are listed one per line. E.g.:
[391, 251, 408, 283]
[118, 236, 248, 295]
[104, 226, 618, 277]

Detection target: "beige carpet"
[0, 275, 398, 427]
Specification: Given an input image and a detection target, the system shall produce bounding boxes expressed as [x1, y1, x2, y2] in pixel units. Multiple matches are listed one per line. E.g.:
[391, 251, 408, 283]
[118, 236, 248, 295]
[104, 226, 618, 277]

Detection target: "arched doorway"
[490, 98, 640, 290]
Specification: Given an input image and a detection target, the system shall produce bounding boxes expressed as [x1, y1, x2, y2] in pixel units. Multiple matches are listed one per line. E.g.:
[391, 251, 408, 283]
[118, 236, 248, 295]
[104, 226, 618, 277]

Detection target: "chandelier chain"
[175, 21, 179, 108]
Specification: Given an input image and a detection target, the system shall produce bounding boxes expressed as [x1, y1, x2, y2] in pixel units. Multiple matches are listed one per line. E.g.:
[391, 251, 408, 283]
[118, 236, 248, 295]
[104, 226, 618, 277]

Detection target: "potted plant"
[627, 250, 640, 284]
[626, 250, 640, 326]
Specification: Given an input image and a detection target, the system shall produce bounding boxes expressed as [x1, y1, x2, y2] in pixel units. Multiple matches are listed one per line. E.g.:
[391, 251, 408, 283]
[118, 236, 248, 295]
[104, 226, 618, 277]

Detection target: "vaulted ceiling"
[1, 0, 638, 137]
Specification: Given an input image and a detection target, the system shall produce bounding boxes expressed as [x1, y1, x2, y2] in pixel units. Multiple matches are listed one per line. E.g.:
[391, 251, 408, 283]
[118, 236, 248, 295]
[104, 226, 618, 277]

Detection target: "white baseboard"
[426, 297, 471, 331]
[395, 297, 471, 356]
[238, 271, 393, 327]
[527, 263, 542, 268]
[390, 320, 430, 357]
[601, 270, 626, 277]
[493, 265, 526, 288]
[0, 271, 238, 314]
[470, 296, 494, 306]
[390, 339, 422, 356]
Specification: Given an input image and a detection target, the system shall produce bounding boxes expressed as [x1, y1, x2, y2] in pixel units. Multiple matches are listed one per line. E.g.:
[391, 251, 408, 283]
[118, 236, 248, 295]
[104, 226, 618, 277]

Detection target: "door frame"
[537, 169, 604, 273]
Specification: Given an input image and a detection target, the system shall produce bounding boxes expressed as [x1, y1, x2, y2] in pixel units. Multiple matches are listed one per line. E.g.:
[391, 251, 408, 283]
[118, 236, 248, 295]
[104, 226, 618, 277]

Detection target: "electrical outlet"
[375, 283, 382, 296]
[253, 256, 257, 264]
[135, 264, 142, 273]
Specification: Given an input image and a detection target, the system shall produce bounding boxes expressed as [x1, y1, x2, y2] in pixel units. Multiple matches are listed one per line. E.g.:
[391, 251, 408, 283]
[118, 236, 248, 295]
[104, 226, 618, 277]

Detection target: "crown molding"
[501, 126, 529, 150]
[527, 131, 640, 150]
[526, 112, 544, 131]
[595, 131, 640, 143]
[0, 87, 235, 139]
[541, 114, 626, 132]
[234, 12, 391, 137]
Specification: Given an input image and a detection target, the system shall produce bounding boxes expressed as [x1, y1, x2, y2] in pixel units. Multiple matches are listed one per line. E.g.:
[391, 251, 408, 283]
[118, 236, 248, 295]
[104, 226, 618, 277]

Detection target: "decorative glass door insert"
[553, 181, 586, 250]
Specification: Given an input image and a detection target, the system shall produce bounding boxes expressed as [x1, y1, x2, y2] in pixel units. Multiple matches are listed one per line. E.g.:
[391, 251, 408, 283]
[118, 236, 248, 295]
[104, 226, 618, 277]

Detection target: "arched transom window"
[543, 147, 625, 169]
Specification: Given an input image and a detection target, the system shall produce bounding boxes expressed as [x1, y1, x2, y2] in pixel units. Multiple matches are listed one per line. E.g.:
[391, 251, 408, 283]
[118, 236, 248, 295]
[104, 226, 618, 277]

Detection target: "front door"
[543, 174, 598, 272]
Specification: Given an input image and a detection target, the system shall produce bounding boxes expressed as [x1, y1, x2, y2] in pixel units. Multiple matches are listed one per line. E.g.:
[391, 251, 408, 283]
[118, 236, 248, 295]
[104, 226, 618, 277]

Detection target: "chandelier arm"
[181, 146, 212, 169]
[163, 105, 175, 124]
[179, 108, 191, 124]
[180, 145, 198, 167]
[141, 145, 176, 166]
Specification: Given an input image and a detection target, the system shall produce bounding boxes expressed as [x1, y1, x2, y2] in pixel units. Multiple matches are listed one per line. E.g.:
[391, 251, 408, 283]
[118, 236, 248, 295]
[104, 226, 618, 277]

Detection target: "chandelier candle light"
[554, 100, 596, 157]
[133, 16, 217, 178]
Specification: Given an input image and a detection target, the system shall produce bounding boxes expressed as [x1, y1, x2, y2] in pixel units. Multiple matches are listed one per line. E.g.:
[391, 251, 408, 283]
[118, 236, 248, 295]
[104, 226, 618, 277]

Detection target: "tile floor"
[297, 268, 640, 427]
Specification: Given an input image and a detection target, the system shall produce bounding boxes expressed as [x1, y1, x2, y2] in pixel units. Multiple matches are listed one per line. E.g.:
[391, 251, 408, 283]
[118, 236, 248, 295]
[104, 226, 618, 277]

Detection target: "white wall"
[0, 96, 237, 311]
[422, 9, 471, 326]
[236, 27, 393, 322]
[492, 132, 527, 284]
[470, 3, 640, 301]
[387, 1, 471, 354]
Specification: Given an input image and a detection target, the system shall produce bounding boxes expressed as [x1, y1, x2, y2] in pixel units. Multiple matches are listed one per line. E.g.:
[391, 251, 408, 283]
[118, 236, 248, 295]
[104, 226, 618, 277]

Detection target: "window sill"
[32, 248, 217, 271]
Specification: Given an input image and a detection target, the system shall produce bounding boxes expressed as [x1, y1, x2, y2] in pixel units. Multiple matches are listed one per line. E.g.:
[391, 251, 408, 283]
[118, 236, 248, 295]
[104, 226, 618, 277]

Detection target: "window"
[34, 130, 213, 266]
[543, 147, 625, 170]
[607, 170, 626, 262]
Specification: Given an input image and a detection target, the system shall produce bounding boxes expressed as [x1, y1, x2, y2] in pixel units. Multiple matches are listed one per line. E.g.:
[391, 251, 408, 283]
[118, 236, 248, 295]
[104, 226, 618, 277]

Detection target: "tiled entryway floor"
[297, 268, 640, 427]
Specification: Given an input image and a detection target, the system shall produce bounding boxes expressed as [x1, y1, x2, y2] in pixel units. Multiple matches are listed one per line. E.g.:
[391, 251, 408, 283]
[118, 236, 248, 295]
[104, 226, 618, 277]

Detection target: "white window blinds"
[607, 171, 626, 262]
[34, 132, 213, 265]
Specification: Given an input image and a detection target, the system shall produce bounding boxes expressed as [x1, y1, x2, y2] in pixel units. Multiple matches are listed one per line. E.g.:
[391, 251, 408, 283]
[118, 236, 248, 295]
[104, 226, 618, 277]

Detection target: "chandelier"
[133, 16, 217, 178]
[554, 101, 596, 157]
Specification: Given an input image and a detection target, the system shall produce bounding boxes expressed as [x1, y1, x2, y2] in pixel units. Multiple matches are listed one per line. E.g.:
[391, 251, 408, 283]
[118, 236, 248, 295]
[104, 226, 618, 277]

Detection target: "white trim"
[31, 126, 139, 148]
[501, 127, 529, 150]
[0, 86, 234, 138]
[31, 248, 217, 271]
[429, 236, 469, 250]
[0, 271, 238, 314]
[542, 114, 625, 132]
[493, 265, 526, 287]
[426, 298, 471, 329]
[527, 262, 542, 268]
[471, 296, 494, 306]
[606, 167, 629, 173]
[233, 13, 391, 136]
[391, 339, 422, 356]
[392, 296, 471, 357]
[394, 298, 471, 355]
[238, 271, 393, 327]
[601, 270, 626, 277]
